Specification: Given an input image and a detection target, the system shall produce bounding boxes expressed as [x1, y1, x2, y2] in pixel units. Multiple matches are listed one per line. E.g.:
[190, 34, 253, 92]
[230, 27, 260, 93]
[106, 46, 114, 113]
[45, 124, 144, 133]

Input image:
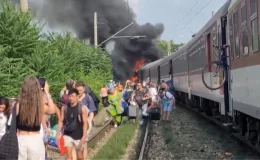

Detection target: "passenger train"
[138, 0, 260, 148]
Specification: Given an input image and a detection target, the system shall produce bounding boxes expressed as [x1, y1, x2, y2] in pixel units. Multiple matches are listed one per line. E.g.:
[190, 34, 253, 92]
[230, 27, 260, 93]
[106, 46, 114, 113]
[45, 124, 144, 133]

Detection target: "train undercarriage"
[175, 90, 260, 152]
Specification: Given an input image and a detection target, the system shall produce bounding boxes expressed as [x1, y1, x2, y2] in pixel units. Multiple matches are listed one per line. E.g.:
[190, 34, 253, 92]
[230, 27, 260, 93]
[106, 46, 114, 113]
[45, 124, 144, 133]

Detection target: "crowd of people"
[101, 79, 176, 127]
[0, 76, 176, 160]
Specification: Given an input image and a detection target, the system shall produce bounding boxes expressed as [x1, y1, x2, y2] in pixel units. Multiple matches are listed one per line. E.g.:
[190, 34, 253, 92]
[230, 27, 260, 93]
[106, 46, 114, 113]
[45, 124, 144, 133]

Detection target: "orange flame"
[130, 59, 144, 82]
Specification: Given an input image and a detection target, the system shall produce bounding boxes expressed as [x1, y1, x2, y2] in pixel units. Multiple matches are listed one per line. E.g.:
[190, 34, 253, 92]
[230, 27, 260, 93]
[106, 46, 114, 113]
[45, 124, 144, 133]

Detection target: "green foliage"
[157, 40, 184, 56]
[0, 2, 112, 101]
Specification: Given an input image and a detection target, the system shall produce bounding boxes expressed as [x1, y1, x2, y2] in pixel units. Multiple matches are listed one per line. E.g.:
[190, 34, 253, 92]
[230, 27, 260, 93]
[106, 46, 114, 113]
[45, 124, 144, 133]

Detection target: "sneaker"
[114, 124, 118, 128]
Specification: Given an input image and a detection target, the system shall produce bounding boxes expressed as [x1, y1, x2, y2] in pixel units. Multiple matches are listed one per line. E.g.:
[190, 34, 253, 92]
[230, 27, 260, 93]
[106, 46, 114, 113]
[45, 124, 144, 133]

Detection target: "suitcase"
[147, 107, 161, 120]
[128, 101, 137, 119]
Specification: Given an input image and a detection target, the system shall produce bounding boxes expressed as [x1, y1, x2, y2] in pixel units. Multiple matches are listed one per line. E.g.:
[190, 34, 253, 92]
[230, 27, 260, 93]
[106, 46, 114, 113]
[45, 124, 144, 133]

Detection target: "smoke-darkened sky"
[11, 0, 164, 81]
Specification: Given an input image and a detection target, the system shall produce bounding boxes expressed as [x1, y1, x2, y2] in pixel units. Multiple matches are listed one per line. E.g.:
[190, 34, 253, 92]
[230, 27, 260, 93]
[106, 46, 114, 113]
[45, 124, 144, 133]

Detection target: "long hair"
[18, 76, 43, 127]
[0, 97, 10, 116]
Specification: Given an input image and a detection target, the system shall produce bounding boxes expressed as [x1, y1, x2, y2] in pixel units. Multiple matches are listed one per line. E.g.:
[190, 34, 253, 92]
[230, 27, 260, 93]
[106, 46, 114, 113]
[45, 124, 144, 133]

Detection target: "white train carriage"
[138, 0, 260, 148]
[139, 59, 163, 84]
[227, 0, 260, 140]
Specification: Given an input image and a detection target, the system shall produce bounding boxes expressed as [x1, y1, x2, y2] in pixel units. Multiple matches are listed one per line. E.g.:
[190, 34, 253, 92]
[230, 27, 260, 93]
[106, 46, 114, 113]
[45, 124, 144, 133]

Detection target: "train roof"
[139, 0, 231, 71]
[185, 0, 231, 46]
[159, 0, 231, 64]
[141, 58, 164, 70]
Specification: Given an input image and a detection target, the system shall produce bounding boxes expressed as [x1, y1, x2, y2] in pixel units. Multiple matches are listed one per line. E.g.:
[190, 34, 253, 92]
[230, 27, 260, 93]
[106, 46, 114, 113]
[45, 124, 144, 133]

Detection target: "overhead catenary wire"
[182, 0, 213, 29]
[177, 0, 199, 25]
[173, 0, 213, 41]
[174, 0, 200, 35]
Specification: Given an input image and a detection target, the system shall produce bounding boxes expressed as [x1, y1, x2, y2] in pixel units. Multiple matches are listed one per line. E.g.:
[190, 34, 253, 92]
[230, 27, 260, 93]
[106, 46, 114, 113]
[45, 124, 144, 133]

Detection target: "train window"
[250, 0, 259, 52]
[233, 11, 240, 58]
[241, 5, 247, 22]
[251, 18, 259, 52]
[241, 4, 249, 55]
[250, 0, 257, 16]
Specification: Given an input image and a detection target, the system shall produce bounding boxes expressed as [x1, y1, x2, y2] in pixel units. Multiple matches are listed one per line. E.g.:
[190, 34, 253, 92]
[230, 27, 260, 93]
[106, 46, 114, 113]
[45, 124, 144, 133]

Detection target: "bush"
[0, 2, 112, 102]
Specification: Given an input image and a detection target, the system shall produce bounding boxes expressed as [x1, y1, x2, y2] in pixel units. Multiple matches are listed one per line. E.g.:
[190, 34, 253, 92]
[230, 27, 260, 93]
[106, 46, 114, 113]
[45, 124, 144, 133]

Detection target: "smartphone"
[38, 77, 46, 90]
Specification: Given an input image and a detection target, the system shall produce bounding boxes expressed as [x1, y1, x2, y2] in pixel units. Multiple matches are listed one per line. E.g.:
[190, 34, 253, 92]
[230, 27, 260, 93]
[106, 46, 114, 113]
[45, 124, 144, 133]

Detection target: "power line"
[182, 0, 213, 30]
[177, 0, 199, 25]
[174, 0, 213, 41]
[173, 0, 199, 37]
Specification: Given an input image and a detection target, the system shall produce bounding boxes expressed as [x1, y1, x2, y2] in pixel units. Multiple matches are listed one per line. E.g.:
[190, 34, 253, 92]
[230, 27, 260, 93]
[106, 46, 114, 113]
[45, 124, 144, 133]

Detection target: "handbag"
[0, 106, 19, 160]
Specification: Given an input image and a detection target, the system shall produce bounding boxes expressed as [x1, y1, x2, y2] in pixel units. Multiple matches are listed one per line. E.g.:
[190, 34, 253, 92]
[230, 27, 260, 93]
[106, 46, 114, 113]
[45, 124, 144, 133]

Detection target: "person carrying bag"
[0, 106, 18, 159]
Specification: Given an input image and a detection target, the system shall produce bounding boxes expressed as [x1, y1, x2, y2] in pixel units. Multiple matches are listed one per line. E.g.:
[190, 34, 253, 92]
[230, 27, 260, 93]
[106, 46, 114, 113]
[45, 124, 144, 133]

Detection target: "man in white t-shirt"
[149, 82, 158, 103]
[162, 83, 175, 121]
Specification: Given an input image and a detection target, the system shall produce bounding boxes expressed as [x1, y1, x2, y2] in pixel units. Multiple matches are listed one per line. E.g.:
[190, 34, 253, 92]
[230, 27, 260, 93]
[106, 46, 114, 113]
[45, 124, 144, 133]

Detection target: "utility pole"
[94, 12, 98, 48]
[20, 0, 28, 12]
[167, 41, 171, 56]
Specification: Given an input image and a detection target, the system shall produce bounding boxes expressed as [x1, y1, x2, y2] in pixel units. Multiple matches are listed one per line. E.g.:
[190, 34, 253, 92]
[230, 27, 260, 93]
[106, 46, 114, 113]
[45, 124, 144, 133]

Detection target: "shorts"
[63, 135, 84, 151]
[163, 101, 173, 112]
[18, 134, 45, 160]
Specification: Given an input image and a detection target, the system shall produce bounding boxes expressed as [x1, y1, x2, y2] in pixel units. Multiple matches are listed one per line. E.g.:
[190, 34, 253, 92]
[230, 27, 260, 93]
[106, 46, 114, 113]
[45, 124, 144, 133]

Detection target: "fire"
[133, 59, 145, 72]
[130, 59, 144, 82]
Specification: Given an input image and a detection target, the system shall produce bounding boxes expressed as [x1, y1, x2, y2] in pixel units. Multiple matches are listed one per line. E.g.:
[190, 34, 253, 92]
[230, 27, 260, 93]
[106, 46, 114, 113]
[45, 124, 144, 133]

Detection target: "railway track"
[87, 119, 113, 148]
[178, 101, 260, 156]
[138, 121, 152, 160]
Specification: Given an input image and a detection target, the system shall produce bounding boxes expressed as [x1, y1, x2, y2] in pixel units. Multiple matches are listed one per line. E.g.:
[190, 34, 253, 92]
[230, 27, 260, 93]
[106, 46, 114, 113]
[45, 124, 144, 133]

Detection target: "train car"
[138, 0, 260, 150]
[227, 0, 260, 144]
[139, 58, 163, 84]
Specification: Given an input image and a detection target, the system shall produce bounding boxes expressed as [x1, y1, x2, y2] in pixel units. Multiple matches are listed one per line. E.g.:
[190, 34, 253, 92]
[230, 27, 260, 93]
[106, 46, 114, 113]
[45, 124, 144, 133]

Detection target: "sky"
[128, 0, 227, 44]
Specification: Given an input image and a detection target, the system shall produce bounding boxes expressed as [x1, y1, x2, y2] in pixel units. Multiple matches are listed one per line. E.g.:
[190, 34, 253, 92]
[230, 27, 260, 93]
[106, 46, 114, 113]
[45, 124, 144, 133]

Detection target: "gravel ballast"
[146, 106, 259, 159]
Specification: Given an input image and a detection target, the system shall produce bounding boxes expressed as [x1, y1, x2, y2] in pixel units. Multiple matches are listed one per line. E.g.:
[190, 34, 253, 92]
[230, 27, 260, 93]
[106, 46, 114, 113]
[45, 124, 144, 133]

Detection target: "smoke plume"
[11, 0, 164, 81]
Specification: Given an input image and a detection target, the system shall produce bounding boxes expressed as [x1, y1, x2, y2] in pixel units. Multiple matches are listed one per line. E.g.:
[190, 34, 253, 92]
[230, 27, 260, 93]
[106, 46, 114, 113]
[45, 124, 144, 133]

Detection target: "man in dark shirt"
[57, 88, 88, 160]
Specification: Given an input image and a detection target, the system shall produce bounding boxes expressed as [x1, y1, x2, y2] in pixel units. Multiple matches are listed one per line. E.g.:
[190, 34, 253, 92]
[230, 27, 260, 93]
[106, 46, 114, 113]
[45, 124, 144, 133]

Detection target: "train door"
[206, 32, 213, 91]
[219, 15, 231, 122]
[169, 60, 173, 80]
[206, 33, 212, 71]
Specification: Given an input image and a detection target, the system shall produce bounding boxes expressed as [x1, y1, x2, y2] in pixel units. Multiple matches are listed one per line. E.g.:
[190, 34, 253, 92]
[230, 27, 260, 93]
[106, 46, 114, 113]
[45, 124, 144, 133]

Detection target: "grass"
[91, 120, 137, 160]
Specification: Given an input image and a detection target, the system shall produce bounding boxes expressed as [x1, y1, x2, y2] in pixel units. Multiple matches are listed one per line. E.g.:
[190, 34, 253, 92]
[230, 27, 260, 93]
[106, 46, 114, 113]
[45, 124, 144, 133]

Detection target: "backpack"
[85, 87, 100, 109]
[0, 105, 18, 160]
[63, 102, 83, 133]
[84, 94, 97, 112]
[61, 90, 69, 107]
[165, 88, 175, 99]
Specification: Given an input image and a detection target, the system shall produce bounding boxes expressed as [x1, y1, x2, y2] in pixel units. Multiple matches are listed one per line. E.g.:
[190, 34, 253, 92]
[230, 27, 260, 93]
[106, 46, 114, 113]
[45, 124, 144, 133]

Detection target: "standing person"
[57, 88, 88, 160]
[60, 79, 75, 106]
[131, 82, 151, 125]
[161, 83, 176, 121]
[107, 88, 123, 127]
[149, 82, 158, 104]
[75, 81, 97, 122]
[38, 78, 61, 160]
[16, 76, 57, 160]
[0, 97, 10, 140]
[100, 85, 108, 107]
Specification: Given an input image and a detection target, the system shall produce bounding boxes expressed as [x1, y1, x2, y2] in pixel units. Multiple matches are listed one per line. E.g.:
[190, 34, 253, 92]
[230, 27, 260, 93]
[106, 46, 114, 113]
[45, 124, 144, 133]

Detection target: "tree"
[157, 40, 184, 56]
[0, 2, 112, 101]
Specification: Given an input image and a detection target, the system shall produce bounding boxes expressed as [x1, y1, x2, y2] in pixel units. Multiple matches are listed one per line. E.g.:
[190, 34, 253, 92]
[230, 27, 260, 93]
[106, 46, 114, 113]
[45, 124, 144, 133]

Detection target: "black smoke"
[10, 0, 164, 81]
